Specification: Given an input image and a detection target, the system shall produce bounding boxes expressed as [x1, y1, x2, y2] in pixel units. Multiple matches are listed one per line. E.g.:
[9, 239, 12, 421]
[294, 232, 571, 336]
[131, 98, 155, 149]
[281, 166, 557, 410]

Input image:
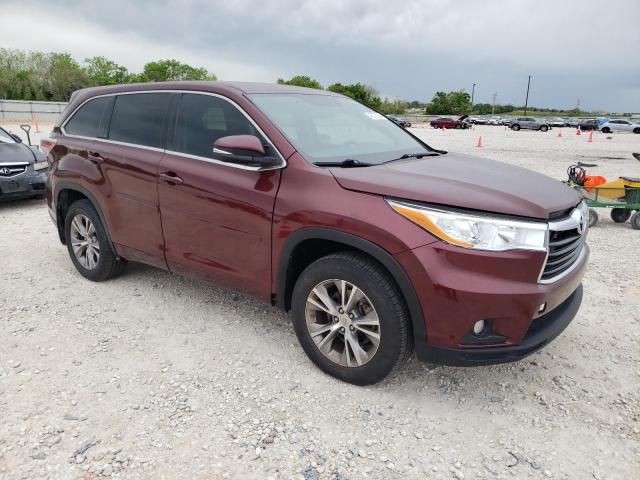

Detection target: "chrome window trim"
[59, 90, 287, 172]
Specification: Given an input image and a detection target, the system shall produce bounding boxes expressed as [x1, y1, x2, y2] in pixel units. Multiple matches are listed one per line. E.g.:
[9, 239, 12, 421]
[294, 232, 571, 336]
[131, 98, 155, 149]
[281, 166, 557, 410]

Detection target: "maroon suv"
[43, 82, 588, 385]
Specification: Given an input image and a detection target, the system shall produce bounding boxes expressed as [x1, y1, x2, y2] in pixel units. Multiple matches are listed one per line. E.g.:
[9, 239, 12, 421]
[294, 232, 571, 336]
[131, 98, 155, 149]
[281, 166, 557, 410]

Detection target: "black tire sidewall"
[64, 199, 118, 281]
[631, 212, 640, 230]
[610, 208, 631, 223]
[291, 254, 409, 385]
[588, 209, 598, 227]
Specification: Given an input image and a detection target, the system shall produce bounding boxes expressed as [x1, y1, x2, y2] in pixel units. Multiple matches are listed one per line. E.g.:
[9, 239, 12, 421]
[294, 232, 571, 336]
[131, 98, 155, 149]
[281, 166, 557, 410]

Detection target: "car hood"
[330, 153, 580, 219]
[0, 142, 37, 164]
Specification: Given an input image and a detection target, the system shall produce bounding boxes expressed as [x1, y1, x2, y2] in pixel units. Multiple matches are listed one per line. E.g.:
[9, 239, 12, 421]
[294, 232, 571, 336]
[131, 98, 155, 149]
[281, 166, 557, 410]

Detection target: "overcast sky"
[2, 0, 639, 111]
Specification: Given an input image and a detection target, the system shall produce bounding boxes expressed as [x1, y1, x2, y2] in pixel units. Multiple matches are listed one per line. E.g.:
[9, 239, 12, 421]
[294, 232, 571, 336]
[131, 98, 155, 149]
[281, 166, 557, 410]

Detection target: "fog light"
[473, 320, 486, 335]
[538, 302, 547, 313]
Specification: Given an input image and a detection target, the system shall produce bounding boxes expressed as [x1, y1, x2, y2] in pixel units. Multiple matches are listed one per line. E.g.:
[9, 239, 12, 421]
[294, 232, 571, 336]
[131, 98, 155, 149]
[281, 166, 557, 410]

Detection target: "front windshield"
[0, 127, 17, 144]
[250, 94, 430, 164]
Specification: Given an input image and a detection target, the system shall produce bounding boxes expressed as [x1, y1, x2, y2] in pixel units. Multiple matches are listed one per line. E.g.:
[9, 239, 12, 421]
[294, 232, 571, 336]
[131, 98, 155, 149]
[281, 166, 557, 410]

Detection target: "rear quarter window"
[64, 96, 114, 138]
[108, 93, 173, 148]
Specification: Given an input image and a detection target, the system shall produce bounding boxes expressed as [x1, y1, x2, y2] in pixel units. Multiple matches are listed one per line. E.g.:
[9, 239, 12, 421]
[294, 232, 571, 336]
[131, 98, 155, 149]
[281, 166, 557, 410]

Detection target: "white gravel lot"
[1, 124, 639, 480]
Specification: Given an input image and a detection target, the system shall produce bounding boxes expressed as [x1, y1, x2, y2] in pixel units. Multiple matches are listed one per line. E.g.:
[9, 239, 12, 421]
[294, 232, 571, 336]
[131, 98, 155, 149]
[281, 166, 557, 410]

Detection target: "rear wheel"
[601, 127, 611, 133]
[540, 125, 549, 132]
[511, 124, 521, 131]
[611, 208, 631, 223]
[291, 252, 411, 385]
[634, 128, 640, 134]
[588, 208, 599, 227]
[64, 199, 126, 281]
[630, 212, 640, 230]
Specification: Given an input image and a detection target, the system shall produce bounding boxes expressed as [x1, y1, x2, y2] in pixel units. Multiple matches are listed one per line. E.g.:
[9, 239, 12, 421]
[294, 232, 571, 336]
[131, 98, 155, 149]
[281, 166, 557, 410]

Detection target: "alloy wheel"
[70, 214, 100, 270]
[305, 279, 381, 367]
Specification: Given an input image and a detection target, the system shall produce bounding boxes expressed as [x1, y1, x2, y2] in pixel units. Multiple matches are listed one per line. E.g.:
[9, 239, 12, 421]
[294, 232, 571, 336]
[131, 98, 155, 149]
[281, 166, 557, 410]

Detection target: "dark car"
[44, 82, 588, 385]
[387, 116, 411, 128]
[429, 115, 469, 129]
[578, 119, 598, 131]
[0, 126, 49, 201]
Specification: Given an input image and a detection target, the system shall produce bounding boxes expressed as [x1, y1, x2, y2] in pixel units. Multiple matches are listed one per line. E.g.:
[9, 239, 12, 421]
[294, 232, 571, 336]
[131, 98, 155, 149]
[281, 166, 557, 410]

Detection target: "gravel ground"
[1, 124, 639, 480]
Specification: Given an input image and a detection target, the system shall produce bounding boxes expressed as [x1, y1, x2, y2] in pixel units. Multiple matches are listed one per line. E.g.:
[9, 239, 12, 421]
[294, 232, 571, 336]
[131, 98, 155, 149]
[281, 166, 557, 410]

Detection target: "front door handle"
[159, 172, 184, 185]
[87, 151, 104, 164]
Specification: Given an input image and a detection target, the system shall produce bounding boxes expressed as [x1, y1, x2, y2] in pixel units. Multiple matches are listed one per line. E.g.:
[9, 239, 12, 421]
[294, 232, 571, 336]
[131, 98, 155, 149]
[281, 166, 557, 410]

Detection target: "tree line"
[0, 48, 217, 102]
[0, 49, 598, 116]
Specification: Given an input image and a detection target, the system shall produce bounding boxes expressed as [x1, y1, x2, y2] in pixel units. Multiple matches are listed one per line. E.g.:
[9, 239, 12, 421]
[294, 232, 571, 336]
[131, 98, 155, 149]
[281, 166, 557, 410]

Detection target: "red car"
[430, 115, 469, 129]
[44, 82, 588, 385]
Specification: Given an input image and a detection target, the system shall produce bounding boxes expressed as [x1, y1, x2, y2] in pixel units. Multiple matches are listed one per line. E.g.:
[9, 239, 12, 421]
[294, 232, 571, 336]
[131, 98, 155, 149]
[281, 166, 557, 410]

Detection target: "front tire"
[601, 127, 611, 133]
[630, 212, 640, 230]
[291, 252, 412, 385]
[588, 208, 599, 227]
[64, 199, 126, 281]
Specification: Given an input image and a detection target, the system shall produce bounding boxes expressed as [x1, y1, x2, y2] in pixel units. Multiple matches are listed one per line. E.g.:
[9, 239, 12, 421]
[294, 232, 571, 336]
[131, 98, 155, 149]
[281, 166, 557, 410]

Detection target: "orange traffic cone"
[587, 130, 593, 143]
[32, 112, 41, 133]
[475, 136, 483, 148]
[576, 127, 581, 136]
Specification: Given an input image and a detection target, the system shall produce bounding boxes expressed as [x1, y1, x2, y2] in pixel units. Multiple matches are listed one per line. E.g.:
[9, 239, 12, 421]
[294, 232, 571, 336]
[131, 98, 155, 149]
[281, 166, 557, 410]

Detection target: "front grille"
[541, 226, 586, 282]
[0, 163, 28, 178]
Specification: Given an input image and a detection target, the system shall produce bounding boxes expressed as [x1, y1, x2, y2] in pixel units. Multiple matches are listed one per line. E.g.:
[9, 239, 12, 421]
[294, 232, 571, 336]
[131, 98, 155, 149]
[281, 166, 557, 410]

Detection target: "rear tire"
[64, 199, 126, 281]
[511, 124, 521, 131]
[540, 125, 549, 132]
[630, 212, 640, 230]
[611, 208, 631, 223]
[291, 252, 412, 385]
[634, 128, 640, 134]
[601, 127, 611, 133]
[588, 208, 598, 227]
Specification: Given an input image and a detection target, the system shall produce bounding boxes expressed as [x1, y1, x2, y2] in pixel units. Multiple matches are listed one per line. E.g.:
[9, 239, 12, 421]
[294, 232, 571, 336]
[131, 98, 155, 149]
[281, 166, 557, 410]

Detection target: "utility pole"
[492, 93, 497, 115]
[471, 83, 476, 112]
[524, 75, 532, 116]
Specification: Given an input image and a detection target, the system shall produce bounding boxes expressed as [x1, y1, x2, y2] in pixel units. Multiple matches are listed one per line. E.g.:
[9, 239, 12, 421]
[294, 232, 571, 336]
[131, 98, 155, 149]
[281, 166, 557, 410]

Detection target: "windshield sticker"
[364, 112, 386, 120]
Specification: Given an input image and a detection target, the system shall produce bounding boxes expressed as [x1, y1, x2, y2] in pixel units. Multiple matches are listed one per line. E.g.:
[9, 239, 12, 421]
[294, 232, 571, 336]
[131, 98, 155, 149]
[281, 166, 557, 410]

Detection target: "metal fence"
[0, 99, 67, 122]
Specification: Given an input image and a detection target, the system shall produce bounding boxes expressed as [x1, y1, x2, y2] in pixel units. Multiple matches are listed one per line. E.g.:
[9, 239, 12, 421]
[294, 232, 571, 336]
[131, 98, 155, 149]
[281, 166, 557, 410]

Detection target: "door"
[158, 92, 282, 302]
[84, 92, 174, 268]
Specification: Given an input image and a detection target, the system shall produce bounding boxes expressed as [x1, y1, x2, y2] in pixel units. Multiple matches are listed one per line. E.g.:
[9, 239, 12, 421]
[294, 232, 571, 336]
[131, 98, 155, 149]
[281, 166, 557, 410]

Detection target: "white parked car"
[599, 119, 640, 134]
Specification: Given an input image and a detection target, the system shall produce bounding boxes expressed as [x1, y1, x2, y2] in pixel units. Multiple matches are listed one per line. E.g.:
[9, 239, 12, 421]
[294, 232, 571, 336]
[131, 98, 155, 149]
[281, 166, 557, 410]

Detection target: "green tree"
[46, 53, 89, 101]
[378, 99, 409, 115]
[277, 75, 322, 89]
[139, 59, 216, 82]
[425, 90, 470, 115]
[84, 56, 131, 86]
[327, 82, 382, 110]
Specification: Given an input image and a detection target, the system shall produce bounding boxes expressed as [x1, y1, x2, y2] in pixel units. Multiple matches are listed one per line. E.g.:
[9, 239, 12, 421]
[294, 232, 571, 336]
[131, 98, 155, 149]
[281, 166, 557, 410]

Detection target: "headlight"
[33, 161, 49, 171]
[387, 199, 548, 252]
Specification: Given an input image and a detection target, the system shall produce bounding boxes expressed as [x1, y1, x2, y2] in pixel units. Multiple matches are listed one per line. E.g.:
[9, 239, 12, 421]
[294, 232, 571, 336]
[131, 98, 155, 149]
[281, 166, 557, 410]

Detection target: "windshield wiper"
[382, 150, 445, 164]
[313, 159, 376, 168]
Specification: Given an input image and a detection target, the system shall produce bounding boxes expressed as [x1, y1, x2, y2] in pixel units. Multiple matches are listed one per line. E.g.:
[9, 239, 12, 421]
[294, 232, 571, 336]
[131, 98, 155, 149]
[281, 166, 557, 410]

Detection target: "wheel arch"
[275, 227, 427, 346]
[54, 181, 119, 258]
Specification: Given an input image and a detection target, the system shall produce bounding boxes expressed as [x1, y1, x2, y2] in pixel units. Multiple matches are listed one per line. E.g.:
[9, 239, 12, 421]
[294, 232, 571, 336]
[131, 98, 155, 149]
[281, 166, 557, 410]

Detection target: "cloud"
[1, 0, 639, 110]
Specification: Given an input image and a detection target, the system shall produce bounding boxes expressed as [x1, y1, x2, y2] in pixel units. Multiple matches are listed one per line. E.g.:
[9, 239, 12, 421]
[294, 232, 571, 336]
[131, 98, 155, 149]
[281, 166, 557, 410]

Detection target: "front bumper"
[417, 284, 583, 366]
[394, 240, 588, 366]
[0, 170, 48, 200]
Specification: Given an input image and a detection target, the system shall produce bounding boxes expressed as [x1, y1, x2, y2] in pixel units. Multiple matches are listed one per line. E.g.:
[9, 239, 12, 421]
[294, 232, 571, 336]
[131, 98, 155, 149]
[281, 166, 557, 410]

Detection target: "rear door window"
[108, 93, 173, 148]
[64, 96, 114, 138]
[169, 93, 266, 160]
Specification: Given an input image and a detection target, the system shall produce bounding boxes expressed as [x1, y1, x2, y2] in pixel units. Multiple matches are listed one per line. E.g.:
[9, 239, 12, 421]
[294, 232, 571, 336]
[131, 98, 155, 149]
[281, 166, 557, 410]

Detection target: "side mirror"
[10, 133, 22, 143]
[213, 135, 280, 168]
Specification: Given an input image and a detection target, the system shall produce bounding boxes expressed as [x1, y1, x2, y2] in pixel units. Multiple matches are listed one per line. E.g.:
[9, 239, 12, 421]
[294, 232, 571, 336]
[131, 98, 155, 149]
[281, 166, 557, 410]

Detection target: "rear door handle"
[159, 172, 184, 185]
[87, 151, 104, 164]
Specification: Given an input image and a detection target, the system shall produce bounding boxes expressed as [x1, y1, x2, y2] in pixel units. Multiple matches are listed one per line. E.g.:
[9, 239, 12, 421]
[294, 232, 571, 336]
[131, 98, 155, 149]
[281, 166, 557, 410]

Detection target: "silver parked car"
[509, 117, 551, 132]
[599, 119, 640, 134]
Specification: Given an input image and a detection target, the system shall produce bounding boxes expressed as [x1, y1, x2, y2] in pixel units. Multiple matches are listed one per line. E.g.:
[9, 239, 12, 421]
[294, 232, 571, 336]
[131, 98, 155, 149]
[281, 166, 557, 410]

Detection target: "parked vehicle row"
[42, 81, 588, 385]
